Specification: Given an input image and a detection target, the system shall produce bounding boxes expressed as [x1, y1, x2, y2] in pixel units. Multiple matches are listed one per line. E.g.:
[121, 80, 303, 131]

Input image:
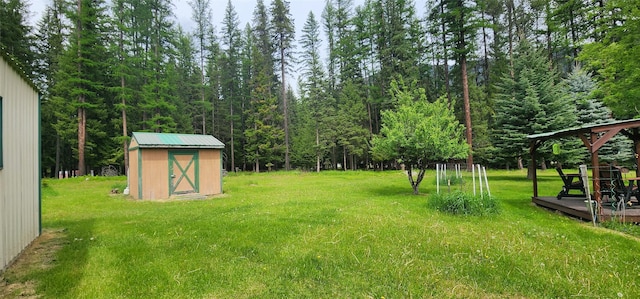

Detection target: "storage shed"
[0, 52, 40, 271]
[128, 132, 225, 200]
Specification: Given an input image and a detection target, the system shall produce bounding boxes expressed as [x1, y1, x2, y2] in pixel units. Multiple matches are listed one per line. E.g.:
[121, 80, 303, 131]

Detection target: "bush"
[429, 190, 500, 216]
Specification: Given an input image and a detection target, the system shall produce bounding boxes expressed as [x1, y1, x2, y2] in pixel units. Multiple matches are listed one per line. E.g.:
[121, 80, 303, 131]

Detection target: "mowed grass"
[7, 170, 640, 298]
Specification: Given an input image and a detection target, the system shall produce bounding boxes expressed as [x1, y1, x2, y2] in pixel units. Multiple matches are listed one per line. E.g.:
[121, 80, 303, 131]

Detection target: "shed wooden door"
[169, 151, 199, 195]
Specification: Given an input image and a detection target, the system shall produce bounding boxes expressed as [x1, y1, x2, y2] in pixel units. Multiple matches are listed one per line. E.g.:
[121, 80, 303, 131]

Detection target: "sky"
[26, 0, 426, 86]
[27, 0, 370, 40]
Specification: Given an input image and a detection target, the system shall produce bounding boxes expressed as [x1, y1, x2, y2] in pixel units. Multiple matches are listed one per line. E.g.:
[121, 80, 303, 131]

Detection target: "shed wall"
[199, 149, 222, 195]
[129, 148, 139, 199]
[0, 56, 40, 270]
[140, 149, 170, 199]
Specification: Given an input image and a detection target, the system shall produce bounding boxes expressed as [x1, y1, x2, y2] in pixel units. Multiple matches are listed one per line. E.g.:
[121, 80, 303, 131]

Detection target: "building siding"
[0, 55, 40, 271]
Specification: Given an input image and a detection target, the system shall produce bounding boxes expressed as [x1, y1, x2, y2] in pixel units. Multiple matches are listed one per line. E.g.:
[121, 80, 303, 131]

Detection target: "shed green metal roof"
[130, 132, 225, 149]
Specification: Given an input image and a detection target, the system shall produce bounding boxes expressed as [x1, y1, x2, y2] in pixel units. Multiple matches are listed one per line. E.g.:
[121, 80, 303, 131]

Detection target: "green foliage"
[244, 41, 284, 172]
[371, 80, 469, 165]
[580, 0, 640, 119]
[0, 0, 35, 76]
[492, 39, 576, 169]
[566, 68, 633, 165]
[429, 191, 500, 216]
[371, 79, 468, 194]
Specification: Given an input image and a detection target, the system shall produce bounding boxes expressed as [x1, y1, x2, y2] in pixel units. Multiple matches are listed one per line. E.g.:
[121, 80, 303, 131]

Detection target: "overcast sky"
[27, 0, 425, 86]
[27, 0, 376, 38]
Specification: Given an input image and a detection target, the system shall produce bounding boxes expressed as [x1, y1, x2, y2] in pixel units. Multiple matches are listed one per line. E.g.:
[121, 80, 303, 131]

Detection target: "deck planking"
[533, 196, 640, 223]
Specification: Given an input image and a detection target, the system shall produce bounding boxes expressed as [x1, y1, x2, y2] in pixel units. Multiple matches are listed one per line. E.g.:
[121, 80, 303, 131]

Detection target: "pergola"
[528, 118, 640, 207]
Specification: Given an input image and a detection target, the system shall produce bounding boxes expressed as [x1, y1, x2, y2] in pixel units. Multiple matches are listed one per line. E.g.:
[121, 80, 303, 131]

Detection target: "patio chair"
[599, 164, 638, 205]
[556, 166, 586, 200]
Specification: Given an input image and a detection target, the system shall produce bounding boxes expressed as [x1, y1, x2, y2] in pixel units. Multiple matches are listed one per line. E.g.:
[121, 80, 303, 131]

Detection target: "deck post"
[530, 141, 538, 198]
[590, 132, 601, 218]
[635, 139, 640, 177]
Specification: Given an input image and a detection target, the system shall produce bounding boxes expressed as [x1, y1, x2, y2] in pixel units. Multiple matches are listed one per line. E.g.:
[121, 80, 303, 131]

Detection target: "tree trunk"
[119, 26, 129, 175]
[518, 156, 523, 170]
[230, 95, 235, 172]
[481, 10, 489, 85]
[507, 0, 515, 79]
[281, 44, 290, 170]
[343, 147, 347, 171]
[316, 127, 320, 172]
[440, 3, 451, 105]
[55, 133, 60, 179]
[407, 165, 426, 195]
[462, 55, 473, 170]
[78, 106, 86, 176]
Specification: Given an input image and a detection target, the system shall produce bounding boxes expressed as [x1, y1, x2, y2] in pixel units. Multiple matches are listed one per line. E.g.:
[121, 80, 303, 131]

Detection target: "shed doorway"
[169, 150, 199, 196]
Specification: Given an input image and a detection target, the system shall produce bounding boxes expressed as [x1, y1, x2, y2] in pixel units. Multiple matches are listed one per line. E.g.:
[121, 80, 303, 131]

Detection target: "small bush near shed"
[429, 190, 500, 216]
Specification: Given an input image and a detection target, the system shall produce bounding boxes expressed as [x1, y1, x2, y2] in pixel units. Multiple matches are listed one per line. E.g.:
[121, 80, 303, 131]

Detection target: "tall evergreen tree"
[336, 80, 369, 170]
[580, 0, 640, 119]
[270, 0, 295, 170]
[439, 0, 479, 170]
[34, 0, 67, 176]
[299, 11, 332, 171]
[189, 0, 212, 134]
[220, 0, 242, 171]
[0, 0, 35, 76]
[245, 40, 284, 172]
[139, 0, 178, 133]
[492, 39, 576, 172]
[54, 0, 111, 175]
[567, 68, 633, 164]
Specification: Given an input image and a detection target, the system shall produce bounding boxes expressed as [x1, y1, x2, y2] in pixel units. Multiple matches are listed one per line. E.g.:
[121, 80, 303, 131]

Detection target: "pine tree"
[220, 0, 242, 171]
[270, 0, 295, 170]
[0, 0, 35, 76]
[336, 80, 369, 170]
[189, 0, 212, 134]
[53, 0, 111, 175]
[580, 0, 640, 119]
[567, 68, 633, 164]
[299, 11, 332, 172]
[34, 0, 66, 176]
[244, 41, 284, 172]
[493, 39, 576, 172]
[140, 0, 178, 133]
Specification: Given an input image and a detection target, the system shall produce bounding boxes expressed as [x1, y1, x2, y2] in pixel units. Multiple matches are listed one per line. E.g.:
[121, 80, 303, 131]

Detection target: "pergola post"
[530, 141, 539, 198]
[589, 131, 601, 207]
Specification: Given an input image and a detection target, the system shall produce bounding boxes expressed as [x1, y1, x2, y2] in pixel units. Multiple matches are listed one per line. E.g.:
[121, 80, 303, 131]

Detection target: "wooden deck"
[533, 196, 640, 223]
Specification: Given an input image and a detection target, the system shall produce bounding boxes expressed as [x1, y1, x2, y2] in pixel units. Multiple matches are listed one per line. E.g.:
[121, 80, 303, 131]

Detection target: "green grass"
[5, 170, 640, 298]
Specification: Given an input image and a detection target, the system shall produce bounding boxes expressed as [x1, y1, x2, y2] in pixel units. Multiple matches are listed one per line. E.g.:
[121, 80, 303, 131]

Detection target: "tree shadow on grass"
[367, 185, 424, 197]
[35, 218, 95, 298]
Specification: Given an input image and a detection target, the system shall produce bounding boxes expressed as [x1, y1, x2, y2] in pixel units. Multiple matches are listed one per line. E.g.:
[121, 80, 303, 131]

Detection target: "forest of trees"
[1, 0, 639, 176]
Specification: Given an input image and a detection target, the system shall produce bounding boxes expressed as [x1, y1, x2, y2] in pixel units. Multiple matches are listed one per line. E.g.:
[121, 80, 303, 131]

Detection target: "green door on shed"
[169, 151, 199, 195]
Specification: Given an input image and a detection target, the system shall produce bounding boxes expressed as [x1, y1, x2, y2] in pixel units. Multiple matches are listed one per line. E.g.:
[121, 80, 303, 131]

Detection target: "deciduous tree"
[371, 79, 468, 194]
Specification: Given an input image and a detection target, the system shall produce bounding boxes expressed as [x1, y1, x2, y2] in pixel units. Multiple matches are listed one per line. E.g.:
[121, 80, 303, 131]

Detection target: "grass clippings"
[1, 229, 66, 298]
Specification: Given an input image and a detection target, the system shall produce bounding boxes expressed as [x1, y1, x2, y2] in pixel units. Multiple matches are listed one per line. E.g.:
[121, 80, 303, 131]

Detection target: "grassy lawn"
[3, 170, 640, 298]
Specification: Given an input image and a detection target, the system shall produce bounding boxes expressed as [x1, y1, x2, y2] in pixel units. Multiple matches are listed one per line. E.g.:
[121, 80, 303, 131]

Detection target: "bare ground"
[0, 229, 66, 298]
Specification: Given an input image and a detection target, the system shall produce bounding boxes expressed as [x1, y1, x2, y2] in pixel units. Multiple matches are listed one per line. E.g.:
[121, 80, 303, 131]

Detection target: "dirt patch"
[0, 229, 66, 298]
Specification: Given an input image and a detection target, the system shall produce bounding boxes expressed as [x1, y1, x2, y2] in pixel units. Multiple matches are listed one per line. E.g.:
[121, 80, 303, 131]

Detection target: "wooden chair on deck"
[599, 164, 638, 205]
[556, 166, 586, 200]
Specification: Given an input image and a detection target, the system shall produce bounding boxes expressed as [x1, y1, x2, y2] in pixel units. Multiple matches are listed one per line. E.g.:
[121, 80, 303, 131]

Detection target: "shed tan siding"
[0, 56, 40, 270]
[140, 149, 169, 199]
[129, 148, 139, 199]
[199, 149, 222, 195]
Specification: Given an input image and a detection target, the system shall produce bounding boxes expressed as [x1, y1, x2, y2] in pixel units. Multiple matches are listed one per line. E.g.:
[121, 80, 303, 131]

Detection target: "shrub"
[429, 190, 500, 216]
